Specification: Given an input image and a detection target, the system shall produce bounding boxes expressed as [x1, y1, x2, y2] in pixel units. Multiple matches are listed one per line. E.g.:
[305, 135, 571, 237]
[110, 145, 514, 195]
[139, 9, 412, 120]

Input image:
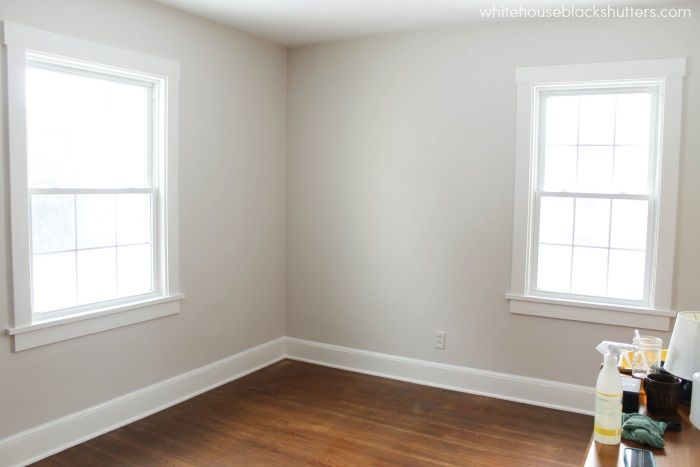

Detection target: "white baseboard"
[285, 337, 595, 416]
[1, 335, 594, 466]
[0, 337, 286, 467]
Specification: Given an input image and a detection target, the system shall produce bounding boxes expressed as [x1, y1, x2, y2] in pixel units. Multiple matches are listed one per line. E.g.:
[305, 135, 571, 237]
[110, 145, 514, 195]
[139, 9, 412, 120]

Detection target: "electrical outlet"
[435, 331, 446, 350]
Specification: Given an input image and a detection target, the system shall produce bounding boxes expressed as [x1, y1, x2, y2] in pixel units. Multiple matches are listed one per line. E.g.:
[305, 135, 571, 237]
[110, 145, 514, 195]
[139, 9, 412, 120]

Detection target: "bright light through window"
[26, 60, 156, 314]
[533, 87, 658, 303]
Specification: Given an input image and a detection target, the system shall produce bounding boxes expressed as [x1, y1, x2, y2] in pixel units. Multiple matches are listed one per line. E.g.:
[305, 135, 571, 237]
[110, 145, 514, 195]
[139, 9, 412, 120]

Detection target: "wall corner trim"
[285, 337, 594, 416]
[0, 337, 286, 467]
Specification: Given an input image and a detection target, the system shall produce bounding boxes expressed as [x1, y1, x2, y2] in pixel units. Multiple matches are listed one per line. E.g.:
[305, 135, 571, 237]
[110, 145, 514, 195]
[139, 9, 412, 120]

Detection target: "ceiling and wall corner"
[151, 0, 693, 45]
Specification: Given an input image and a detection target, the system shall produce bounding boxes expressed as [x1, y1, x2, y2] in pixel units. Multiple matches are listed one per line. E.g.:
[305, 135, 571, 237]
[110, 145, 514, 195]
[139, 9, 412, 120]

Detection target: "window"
[508, 59, 685, 330]
[4, 22, 182, 350]
[27, 56, 157, 316]
[534, 86, 657, 305]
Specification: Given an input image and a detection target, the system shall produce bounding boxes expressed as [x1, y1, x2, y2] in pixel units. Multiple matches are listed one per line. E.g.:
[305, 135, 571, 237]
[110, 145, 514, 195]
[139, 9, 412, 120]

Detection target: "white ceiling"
[152, 0, 688, 46]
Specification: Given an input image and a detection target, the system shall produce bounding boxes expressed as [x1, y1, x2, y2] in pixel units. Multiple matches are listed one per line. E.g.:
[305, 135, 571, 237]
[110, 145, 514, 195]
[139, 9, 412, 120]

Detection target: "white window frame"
[3, 22, 184, 351]
[507, 58, 685, 331]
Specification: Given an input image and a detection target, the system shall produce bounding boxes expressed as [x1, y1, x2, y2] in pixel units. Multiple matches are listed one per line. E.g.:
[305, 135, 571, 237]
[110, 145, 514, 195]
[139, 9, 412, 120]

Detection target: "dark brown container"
[645, 373, 682, 415]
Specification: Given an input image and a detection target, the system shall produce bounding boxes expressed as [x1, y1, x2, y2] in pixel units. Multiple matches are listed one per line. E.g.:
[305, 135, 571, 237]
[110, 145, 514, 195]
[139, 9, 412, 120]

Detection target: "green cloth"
[621, 413, 667, 449]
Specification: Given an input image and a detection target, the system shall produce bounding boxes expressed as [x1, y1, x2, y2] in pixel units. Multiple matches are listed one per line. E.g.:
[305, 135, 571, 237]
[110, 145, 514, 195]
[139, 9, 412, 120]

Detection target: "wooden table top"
[583, 403, 699, 466]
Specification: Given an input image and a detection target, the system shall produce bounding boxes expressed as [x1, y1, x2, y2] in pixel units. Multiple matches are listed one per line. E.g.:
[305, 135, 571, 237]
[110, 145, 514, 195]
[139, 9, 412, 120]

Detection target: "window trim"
[3, 21, 183, 350]
[508, 58, 685, 331]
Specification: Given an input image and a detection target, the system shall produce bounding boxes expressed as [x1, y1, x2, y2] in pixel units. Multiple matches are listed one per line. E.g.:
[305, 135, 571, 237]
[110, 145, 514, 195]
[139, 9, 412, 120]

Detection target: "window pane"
[577, 146, 613, 191]
[77, 194, 116, 249]
[615, 93, 652, 146]
[543, 146, 577, 190]
[574, 198, 610, 247]
[614, 146, 649, 194]
[571, 247, 608, 296]
[77, 247, 117, 305]
[32, 252, 76, 313]
[578, 94, 615, 145]
[537, 244, 571, 293]
[539, 197, 573, 244]
[116, 194, 151, 245]
[545, 96, 578, 145]
[31, 194, 75, 254]
[118, 244, 153, 297]
[610, 200, 648, 250]
[608, 249, 646, 300]
[26, 131, 74, 187]
[26, 66, 150, 188]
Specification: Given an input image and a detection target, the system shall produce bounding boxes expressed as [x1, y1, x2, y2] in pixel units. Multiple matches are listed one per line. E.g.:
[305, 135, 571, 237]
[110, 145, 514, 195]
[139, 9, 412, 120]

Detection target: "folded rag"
[621, 413, 667, 448]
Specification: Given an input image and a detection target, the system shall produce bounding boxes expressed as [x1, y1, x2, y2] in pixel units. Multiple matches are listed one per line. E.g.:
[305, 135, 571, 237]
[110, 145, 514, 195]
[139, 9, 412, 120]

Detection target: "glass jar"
[632, 335, 663, 379]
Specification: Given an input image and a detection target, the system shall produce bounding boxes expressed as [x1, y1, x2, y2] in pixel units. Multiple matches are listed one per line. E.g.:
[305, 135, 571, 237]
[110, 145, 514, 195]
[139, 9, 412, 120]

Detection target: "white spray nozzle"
[596, 341, 637, 358]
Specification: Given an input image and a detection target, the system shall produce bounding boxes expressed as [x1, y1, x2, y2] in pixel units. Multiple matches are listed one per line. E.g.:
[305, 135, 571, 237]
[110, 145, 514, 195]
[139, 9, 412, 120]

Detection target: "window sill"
[5, 293, 184, 351]
[505, 293, 674, 331]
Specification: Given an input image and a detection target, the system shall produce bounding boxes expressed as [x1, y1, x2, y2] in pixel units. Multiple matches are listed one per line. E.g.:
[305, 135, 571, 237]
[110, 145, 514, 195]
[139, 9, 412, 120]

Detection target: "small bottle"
[594, 341, 637, 445]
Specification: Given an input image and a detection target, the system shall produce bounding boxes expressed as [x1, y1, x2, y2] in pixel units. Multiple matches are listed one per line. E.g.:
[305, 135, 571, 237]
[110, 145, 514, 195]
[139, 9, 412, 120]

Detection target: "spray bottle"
[594, 341, 637, 445]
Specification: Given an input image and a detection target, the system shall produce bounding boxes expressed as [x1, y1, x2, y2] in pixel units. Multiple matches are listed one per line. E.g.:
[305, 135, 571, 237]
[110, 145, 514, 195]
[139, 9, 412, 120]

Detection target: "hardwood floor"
[36, 360, 592, 466]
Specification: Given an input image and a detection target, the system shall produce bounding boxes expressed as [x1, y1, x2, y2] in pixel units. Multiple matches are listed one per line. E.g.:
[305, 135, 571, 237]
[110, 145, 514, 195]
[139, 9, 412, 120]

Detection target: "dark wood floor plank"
[34, 360, 592, 466]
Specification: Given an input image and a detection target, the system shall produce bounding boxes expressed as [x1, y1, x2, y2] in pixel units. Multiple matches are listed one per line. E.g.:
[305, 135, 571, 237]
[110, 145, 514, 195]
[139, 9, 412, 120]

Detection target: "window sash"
[529, 191, 656, 306]
[528, 84, 661, 307]
[28, 189, 160, 320]
[536, 85, 659, 196]
[25, 55, 157, 191]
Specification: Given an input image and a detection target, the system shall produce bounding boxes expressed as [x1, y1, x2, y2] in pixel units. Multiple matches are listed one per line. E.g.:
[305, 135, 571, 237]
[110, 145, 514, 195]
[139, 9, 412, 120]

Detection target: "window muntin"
[530, 84, 660, 306]
[25, 55, 159, 318]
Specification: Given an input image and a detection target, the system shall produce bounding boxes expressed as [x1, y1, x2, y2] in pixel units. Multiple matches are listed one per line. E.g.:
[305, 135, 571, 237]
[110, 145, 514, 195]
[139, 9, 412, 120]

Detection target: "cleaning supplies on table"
[594, 341, 638, 445]
[621, 413, 668, 448]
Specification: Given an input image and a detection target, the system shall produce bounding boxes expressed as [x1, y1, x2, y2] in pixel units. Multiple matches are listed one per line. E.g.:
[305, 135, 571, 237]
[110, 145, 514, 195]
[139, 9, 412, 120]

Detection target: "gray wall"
[286, 11, 700, 387]
[0, 0, 287, 438]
